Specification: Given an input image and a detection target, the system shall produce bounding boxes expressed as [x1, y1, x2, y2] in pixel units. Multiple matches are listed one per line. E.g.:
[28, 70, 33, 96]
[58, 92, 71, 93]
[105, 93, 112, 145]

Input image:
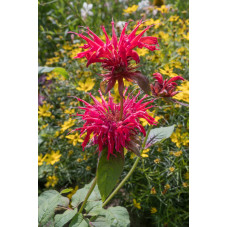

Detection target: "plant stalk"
[102, 126, 152, 208]
[78, 177, 97, 214]
[119, 95, 123, 119]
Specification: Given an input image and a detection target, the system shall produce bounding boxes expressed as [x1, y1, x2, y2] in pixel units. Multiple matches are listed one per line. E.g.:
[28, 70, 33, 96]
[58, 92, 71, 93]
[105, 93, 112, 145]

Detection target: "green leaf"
[53, 67, 69, 79]
[38, 190, 69, 226]
[91, 206, 130, 227]
[38, 66, 68, 79]
[105, 206, 130, 227]
[60, 188, 73, 194]
[38, 66, 56, 74]
[54, 209, 78, 227]
[84, 200, 103, 214]
[97, 148, 124, 202]
[91, 216, 111, 227]
[145, 125, 175, 148]
[69, 213, 89, 227]
[71, 179, 101, 208]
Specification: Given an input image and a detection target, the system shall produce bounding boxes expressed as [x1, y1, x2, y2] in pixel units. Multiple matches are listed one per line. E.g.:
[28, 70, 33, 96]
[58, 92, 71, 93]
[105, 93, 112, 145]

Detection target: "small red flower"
[71, 90, 157, 159]
[69, 19, 159, 96]
[150, 73, 184, 97]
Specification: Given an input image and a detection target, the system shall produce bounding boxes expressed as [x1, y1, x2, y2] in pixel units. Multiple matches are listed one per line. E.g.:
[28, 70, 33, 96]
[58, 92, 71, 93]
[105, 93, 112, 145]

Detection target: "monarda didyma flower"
[71, 90, 157, 159]
[69, 19, 159, 96]
[150, 72, 184, 97]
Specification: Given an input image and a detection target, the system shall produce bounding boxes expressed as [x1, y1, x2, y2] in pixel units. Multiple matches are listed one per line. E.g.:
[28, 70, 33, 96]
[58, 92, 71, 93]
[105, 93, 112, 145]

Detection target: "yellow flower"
[170, 60, 183, 69]
[76, 78, 95, 92]
[154, 158, 160, 164]
[151, 207, 157, 214]
[183, 32, 189, 40]
[164, 184, 171, 190]
[67, 186, 79, 199]
[159, 65, 178, 77]
[65, 132, 84, 146]
[174, 80, 189, 103]
[77, 158, 83, 163]
[86, 166, 91, 171]
[169, 167, 175, 172]
[136, 48, 149, 57]
[38, 154, 47, 166]
[46, 35, 52, 40]
[144, 19, 161, 29]
[123, 5, 138, 14]
[182, 182, 189, 188]
[40, 123, 48, 130]
[38, 104, 52, 118]
[172, 150, 183, 157]
[184, 172, 189, 180]
[169, 15, 179, 22]
[61, 118, 76, 132]
[157, 4, 169, 14]
[159, 31, 169, 42]
[177, 47, 187, 56]
[68, 150, 74, 157]
[150, 187, 157, 195]
[141, 148, 149, 158]
[133, 199, 141, 209]
[45, 150, 61, 165]
[45, 175, 58, 188]
[64, 108, 75, 115]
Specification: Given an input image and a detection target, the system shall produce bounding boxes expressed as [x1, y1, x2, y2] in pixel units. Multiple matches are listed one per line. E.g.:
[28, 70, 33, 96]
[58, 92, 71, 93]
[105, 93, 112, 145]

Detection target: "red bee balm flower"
[69, 19, 159, 96]
[150, 73, 184, 97]
[72, 90, 157, 159]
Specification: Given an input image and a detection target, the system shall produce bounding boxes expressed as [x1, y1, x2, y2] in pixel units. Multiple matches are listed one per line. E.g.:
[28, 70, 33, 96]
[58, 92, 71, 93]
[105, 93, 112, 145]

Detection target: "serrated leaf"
[38, 190, 69, 226]
[97, 148, 124, 202]
[69, 213, 89, 227]
[71, 179, 101, 208]
[60, 188, 73, 194]
[145, 125, 175, 148]
[54, 209, 78, 227]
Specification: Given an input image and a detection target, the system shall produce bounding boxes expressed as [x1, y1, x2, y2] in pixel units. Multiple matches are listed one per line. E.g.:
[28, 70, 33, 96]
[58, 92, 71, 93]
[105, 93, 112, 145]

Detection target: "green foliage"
[38, 181, 130, 226]
[38, 0, 189, 226]
[97, 148, 125, 201]
[38, 190, 69, 226]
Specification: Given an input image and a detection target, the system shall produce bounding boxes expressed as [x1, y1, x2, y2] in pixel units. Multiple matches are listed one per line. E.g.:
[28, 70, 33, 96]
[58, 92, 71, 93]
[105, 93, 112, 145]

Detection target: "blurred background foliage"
[38, 0, 189, 226]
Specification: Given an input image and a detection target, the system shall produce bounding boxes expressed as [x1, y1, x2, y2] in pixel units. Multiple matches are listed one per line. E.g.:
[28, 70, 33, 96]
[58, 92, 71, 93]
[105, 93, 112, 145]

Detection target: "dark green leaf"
[145, 125, 175, 148]
[97, 148, 124, 202]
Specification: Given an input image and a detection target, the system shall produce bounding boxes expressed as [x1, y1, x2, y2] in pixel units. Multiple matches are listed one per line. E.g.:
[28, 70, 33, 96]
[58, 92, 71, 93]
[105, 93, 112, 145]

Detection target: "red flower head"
[150, 72, 184, 97]
[69, 19, 159, 96]
[71, 90, 157, 159]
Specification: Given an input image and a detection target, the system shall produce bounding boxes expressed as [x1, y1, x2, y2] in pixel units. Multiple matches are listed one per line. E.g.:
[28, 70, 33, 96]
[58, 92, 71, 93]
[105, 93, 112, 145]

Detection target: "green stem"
[78, 177, 97, 214]
[102, 126, 152, 208]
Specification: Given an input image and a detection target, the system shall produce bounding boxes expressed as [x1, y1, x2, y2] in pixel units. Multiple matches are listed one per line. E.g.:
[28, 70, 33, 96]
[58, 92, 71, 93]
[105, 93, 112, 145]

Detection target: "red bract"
[69, 19, 159, 96]
[150, 73, 184, 97]
[71, 90, 157, 159]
